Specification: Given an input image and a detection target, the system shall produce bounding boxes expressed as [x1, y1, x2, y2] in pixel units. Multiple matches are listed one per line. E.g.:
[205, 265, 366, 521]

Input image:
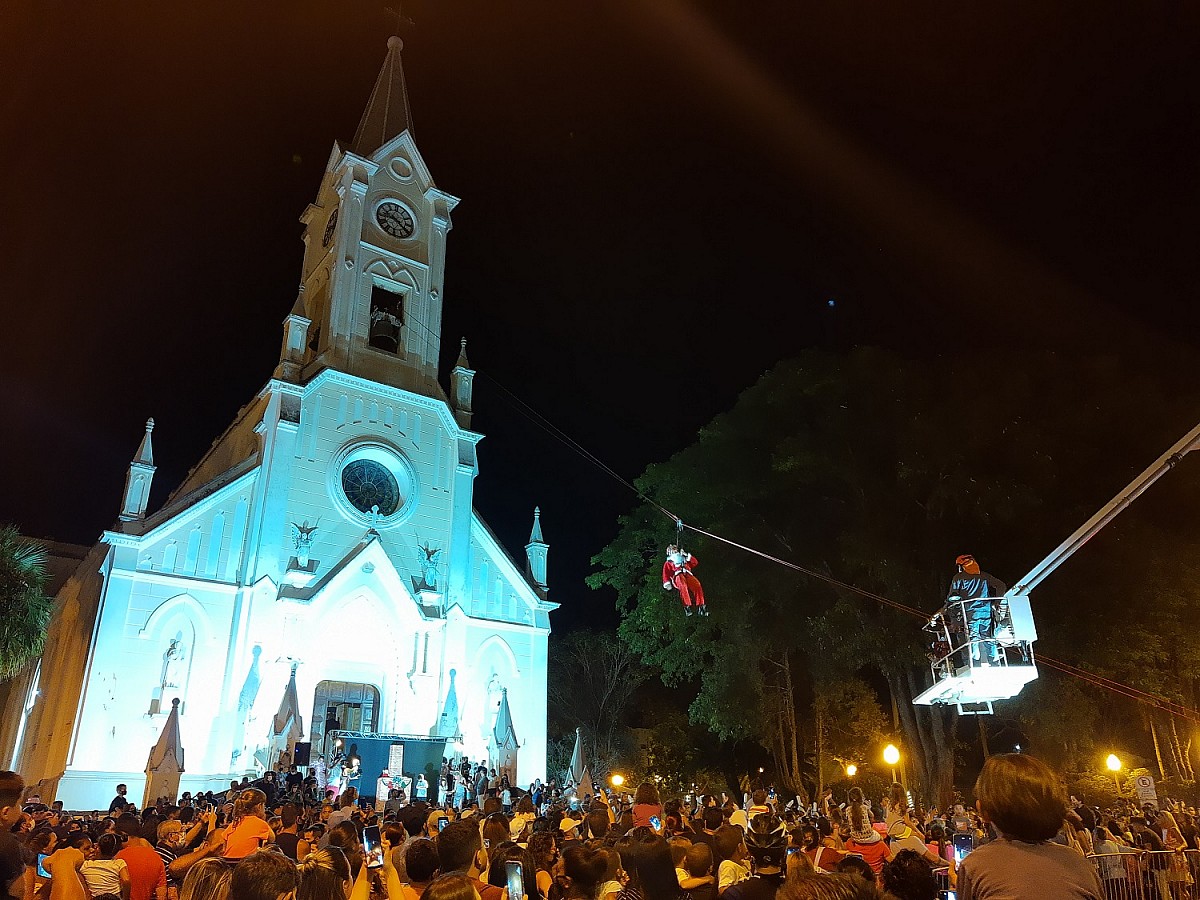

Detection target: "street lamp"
[883, 744, 900, 783]
[1106, 754, 1122, 795]
[611, 774, 625, 788]
[845, 763, 857, 778]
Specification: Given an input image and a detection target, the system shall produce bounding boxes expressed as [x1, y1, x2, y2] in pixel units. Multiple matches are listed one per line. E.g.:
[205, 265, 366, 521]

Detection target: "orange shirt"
[115, 844, 166, 900]
[221, 815, 273, 859]
[844, 839, 892, 875]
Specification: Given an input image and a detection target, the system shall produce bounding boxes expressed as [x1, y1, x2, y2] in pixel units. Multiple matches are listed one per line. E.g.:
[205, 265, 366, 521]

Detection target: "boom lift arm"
[1006, 419, 1200, 604]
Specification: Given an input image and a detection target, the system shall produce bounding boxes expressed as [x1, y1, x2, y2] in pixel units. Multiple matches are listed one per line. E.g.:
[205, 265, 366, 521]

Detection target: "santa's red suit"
[663, 550, 707, 615]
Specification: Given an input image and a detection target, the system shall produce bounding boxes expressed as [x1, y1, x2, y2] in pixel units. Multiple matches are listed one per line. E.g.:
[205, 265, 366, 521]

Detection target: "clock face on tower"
[375, 201, 415, 239]
[322, 207, 339, 247]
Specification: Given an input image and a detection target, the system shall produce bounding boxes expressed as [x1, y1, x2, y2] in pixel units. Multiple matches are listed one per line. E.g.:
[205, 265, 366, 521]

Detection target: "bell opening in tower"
[369, 286, 404, 353]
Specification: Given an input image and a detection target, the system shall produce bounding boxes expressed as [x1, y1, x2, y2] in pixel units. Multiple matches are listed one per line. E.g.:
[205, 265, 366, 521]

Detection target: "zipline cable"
[407, 322, 1199, 719]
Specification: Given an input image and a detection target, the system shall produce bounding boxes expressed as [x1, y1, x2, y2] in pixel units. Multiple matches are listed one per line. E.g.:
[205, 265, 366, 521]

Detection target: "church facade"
[4, 38, 555, 809]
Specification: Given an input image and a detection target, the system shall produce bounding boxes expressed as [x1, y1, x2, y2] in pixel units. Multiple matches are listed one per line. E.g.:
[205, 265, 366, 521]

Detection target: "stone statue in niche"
[290, 520, 319, 567]
[161, 638, 186, 691]
[484, 671, 504, 736]
[419, 545, 443, 590]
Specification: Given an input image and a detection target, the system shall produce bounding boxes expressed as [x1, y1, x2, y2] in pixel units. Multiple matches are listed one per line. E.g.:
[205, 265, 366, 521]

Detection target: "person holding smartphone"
[486, 846, 537, 900]
[632, 784, 664, 831]
[362, 825, 385, 870]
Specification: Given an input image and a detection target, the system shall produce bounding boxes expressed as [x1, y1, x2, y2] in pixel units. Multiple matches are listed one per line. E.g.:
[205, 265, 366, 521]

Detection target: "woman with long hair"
[487, 845, 539, 900]
[843, 793, 890, 877]
[1159, 812, 1194, 900]
[177, 858, 232, 900]
[326, 822, 364, 879]
[883, 784, 907, 831]
[922, 823, 952, 869]
[614, 834, 685, 900]
[528, 832, 558, 899]
[632, 785, 663, 831]
[220, 789, 275, 860]
[297, 848, 352, 900]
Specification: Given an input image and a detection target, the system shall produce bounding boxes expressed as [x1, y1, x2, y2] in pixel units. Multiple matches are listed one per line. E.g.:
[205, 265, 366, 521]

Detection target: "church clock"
[322, 207, 339, 247]
[375, 201, 415, 239]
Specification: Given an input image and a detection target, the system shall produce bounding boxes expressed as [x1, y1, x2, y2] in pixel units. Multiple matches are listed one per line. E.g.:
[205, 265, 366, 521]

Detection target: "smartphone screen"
[786, 847, 800, 858]
[36, 855, 50, 879]
[506, 860, 524, 900]
[438, 816, 449, 832]
[363, 825, 384, 868]
[649, 816, 662, 831]
[951, 833, 972, 864]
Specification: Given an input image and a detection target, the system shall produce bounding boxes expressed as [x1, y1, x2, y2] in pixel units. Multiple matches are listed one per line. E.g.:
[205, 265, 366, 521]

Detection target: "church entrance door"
[312, 680, 380, 755]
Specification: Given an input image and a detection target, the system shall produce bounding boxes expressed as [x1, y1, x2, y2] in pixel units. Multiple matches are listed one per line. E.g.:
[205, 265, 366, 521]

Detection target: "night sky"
[2, 2, 1197, 633]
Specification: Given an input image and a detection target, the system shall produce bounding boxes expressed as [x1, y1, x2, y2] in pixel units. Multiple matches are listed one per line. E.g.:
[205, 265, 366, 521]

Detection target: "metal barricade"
[1088, 849, 1198, 900]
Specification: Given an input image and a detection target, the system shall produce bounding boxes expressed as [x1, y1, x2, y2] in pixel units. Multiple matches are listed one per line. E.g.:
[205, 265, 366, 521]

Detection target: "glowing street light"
[611, 774, 625, 788]
[883, 744, 900, 783]
[845, 763, 858, 777]
[1107, 754, 1123, 794]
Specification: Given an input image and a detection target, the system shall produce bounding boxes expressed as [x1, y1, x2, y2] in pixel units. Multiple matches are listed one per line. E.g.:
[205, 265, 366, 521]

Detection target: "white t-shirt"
[718, 859, 750, 893]
[82, 859, 128, 896]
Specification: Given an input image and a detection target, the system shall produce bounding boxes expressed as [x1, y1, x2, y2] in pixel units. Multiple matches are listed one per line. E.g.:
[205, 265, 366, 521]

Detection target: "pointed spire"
[147, 698, 185, 771]
[493, 687, 518, 746]
[120, 418, 157, 523]
[272, 662, 304, 738]
[143, 696, 185, 807]
[525, 507, 548, 591]
[567, 725, 591, 798]
[435, 668, 461, 739]
[451, 336, 475, 429]
[135, 418, 155, 466]
[352, 37, 413, 156]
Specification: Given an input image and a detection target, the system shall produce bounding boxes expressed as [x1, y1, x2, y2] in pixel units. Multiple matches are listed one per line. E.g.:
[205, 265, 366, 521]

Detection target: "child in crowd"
[712, 825, 751, 894]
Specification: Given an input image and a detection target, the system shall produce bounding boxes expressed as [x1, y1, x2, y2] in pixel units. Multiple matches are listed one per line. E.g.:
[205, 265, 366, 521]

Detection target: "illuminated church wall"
[6, 38, 554, 809]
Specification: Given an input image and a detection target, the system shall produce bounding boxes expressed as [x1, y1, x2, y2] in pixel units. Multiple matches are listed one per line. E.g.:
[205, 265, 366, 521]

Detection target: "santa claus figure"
[663, 544, 708, 616]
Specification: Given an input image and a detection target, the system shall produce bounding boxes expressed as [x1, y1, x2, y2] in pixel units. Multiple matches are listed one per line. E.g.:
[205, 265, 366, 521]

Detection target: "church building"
[3, 38, 555, 809]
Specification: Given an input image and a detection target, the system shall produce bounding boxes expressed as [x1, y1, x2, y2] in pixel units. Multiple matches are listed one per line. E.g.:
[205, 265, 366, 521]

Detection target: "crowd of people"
[6, 752, 1200, 900]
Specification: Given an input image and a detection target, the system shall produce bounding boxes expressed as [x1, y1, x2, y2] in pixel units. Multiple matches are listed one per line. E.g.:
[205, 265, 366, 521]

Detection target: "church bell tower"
[279, 36, 460, 399]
